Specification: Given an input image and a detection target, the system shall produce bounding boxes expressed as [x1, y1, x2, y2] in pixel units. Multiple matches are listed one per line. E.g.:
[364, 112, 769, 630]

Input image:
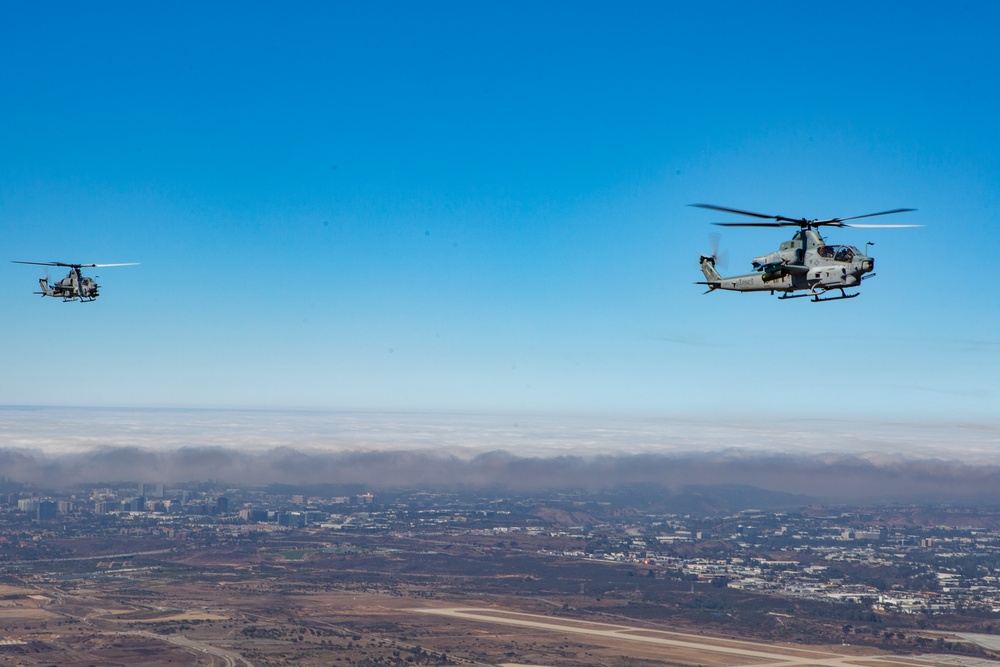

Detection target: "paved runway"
[416, 607, 992, 667]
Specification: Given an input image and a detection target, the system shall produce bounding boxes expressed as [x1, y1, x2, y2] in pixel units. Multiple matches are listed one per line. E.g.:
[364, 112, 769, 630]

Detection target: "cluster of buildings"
[4, 483, 1000, 617]
[3, 483, 377, 528]
[555, 510, 1000, 615]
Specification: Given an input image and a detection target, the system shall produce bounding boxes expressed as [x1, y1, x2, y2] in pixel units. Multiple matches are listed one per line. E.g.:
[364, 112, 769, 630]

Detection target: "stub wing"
[780, 264, 809, 275]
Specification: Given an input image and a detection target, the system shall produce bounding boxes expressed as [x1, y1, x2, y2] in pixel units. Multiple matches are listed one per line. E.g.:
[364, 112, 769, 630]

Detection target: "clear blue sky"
[1, 1, 997, 423]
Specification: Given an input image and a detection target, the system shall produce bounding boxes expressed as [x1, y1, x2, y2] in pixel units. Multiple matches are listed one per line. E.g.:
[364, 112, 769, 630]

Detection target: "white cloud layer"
[2, 408, 1000, 504]
[0, 407, 997, 461]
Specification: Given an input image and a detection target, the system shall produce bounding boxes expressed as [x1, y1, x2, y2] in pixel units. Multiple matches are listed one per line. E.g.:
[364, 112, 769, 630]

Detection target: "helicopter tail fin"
[699, 255, 722, 290]
[37, 278, 54, 297]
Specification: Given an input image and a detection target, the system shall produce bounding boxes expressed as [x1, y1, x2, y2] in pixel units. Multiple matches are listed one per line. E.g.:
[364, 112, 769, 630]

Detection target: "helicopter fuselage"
[699, 230, 875, 301]
[13, 261, 137, 302]
[692, 203, 915, 303]
[41, 270, 100, 301]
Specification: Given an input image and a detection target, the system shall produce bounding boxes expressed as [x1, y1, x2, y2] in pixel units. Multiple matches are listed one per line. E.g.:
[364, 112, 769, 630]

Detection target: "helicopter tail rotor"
[708, 232, 728, 269]
[696, 233, 726, 292]
[698, 250, 723, 293]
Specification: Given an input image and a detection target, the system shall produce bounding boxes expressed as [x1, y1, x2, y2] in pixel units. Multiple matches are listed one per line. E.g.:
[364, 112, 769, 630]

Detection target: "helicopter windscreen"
[816, 245, 858, 262]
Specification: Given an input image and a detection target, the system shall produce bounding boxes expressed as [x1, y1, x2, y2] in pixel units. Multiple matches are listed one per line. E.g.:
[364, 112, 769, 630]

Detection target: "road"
[120, 629, 255, 667]
[1, 548, 175, 567]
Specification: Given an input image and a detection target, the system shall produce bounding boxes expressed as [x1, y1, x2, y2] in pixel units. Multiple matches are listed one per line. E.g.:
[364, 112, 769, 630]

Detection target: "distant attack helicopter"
[12, 261, 138, 302]
[692, 204, 919, 302]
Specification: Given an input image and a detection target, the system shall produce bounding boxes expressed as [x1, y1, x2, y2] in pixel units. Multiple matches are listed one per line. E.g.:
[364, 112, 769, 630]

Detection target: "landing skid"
[811, 290, 859, 302]
[779, 288, 860, 303]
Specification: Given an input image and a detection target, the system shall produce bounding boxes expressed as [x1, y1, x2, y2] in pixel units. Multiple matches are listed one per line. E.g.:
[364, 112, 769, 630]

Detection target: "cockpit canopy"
[816, 245, 860, 262]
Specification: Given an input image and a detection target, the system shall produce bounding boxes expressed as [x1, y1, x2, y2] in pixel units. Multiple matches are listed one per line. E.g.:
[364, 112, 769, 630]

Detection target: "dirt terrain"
[0, 533, 996, 667]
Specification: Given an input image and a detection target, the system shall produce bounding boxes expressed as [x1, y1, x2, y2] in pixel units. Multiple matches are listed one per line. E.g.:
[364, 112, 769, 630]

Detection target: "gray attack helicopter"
[12, 261, 138, 302]
[692, 204, 919, 302]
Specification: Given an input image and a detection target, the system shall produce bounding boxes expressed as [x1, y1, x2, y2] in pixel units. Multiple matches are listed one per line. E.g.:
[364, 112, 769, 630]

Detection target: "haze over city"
[1, 2, 998, 498]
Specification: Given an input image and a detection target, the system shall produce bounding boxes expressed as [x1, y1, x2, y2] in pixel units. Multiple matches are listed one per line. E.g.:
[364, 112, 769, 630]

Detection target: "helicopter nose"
[862, 258, 874, 273]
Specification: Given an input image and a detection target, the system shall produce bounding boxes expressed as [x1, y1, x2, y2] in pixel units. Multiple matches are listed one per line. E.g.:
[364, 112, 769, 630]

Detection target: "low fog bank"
[4, 445, 1000, 505]
[2, 407, 998, 461]
[2, 408, 999, 504]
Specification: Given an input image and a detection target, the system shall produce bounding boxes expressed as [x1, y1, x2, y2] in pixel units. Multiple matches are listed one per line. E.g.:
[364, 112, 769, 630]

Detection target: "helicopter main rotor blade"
[711, 222, 792, 227]
[693, 204, 918, 229]
[12, 261, 138, 268]
[690, 203, 807, 225]
[840, 223, 923, 228]
[831, 208, 917, 223]
[800, 209, 919, 226]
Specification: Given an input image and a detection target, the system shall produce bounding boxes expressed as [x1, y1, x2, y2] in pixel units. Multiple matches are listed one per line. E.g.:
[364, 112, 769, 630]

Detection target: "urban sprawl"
[6, 483, 1000, 619]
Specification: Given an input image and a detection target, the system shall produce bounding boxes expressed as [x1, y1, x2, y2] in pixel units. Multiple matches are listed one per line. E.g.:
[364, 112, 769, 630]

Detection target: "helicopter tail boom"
[36, 278, 54, 297]
[698, 255, 723, 292]
[699, 255, 722, 281]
